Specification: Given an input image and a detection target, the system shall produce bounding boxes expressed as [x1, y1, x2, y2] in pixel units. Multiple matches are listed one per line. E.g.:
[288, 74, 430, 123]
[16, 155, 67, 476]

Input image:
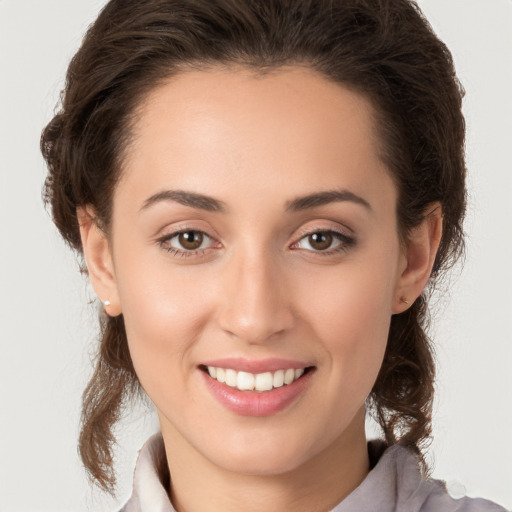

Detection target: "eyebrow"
[285, 189, 372, 212]
[140, 190, 228, 213]
[140, 188, 371, 214]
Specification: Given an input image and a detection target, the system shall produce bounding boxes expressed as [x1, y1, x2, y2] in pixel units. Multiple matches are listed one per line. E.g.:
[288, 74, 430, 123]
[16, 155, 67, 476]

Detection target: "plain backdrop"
[0, 1, 511, 511]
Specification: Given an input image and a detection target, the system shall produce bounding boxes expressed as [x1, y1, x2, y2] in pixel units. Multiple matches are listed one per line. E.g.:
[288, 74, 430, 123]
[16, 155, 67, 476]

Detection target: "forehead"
[117, 66, 394, 213]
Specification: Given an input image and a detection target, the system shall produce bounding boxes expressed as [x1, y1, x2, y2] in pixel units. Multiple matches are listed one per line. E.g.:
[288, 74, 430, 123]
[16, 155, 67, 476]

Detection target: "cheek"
[113, 251, 217, 394]
[298, 253, 397, 389]
[301, 252, 396, 334]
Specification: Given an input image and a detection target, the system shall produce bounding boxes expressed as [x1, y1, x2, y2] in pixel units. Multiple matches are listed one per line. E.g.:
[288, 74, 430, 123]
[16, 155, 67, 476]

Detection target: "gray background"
[0, 0, 511, 510]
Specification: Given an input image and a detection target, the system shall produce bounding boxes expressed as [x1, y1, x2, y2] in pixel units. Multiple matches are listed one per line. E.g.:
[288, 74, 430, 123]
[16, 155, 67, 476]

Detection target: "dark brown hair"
[41, 0, 466, 494]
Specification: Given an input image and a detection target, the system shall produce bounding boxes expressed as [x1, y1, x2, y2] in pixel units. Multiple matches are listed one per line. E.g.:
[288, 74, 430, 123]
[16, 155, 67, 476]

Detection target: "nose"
[216, 246, 295, 344]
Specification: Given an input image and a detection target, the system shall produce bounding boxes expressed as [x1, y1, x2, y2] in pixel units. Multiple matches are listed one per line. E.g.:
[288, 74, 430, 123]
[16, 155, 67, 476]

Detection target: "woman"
[39, 0, 508, 511]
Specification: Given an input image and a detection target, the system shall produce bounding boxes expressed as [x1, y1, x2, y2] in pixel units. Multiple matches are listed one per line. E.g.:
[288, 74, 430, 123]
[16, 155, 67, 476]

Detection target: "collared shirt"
[119, 434, 507, 512]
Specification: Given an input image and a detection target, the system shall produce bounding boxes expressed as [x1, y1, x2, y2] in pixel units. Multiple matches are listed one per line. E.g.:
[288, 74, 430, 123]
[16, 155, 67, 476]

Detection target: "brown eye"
[159, 229, 217, 256]
[178, 231, 204, 250]
[293, 229, 353, 254]
[308, 232, 333, 251]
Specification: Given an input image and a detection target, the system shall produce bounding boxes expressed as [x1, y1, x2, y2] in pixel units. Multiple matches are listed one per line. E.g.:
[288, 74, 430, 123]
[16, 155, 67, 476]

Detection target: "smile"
[200, 364, 314, 416]
[205, 366, 306, 392]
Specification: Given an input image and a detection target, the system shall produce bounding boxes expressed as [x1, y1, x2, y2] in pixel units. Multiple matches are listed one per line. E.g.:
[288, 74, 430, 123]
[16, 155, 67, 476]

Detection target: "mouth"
[198, 358, 316, 416]
[199, 365, 314, 393]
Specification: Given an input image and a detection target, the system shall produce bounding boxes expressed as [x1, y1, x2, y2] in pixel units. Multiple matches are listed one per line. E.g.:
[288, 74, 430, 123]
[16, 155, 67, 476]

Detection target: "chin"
[209, 444, 311, 476]
[195, 423, 332, 477]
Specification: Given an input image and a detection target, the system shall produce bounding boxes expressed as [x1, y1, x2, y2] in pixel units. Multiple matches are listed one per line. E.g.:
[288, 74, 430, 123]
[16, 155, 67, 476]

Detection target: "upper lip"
[200, 357, 312, 373]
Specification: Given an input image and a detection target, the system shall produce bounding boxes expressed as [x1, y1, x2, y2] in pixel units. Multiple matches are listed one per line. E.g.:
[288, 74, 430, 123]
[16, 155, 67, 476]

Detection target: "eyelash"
[157, 227, 355, 258]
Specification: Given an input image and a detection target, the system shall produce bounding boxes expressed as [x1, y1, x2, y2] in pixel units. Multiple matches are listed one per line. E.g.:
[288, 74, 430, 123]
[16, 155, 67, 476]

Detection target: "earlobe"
[77, 207, 122, 317]
[392, 203, 443, 314]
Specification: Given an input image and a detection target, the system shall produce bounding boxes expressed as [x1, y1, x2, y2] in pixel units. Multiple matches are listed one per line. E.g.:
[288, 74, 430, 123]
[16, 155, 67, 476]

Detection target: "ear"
[392, 203, 443, 314]
[77, 206, 122, 317]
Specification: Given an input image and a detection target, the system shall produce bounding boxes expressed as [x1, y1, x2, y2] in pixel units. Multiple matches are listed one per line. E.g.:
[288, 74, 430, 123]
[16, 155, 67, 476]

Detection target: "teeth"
[273, 369, 284, 388]
[225, 369, 237, 387]
[255, 372, 273, 391]
[284, 368, 295, 385]
[237, 371, 255, 390]
[206, 366, 307, 392]
[216, 367, 226, 383]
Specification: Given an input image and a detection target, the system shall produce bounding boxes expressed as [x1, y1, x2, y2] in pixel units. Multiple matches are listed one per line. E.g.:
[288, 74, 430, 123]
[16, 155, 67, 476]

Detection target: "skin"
[79, 67, 442, 512]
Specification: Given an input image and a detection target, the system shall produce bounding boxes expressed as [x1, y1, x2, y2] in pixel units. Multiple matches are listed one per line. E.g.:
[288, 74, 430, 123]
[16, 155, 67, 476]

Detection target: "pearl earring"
[103, 299, 111, 307]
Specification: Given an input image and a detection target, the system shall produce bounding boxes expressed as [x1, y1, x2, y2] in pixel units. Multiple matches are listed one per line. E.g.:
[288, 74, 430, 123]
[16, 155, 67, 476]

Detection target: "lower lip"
[200, 369, 313, 417]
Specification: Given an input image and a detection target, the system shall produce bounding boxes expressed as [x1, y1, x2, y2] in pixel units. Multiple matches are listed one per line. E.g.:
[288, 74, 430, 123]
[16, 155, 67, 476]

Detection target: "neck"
[161, 409, 370, 512]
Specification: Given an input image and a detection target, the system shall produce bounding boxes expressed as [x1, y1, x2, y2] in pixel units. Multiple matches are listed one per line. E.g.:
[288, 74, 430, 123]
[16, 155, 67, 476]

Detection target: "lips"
[199, 358, 314, 416]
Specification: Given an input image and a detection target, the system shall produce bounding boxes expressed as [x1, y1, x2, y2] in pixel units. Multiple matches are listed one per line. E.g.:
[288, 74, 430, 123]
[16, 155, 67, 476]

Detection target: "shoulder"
[118, 434, 175, 512]
[332, 442, 508, 512]
[389, 444, 507, 512]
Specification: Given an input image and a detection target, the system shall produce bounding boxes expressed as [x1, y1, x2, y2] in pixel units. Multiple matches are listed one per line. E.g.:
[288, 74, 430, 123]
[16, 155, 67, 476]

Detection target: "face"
[103, 67, 409, 475]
